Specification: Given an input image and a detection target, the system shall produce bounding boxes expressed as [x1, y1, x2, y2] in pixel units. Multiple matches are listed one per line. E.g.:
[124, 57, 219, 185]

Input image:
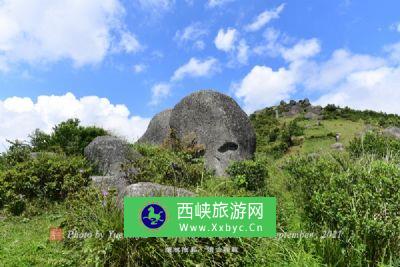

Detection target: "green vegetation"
[30, 118, 108, 156]
[1, 105, 400, 266]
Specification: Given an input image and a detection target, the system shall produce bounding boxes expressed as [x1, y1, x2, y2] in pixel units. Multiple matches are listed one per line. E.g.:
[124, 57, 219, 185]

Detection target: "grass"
[289, 119, 365, 155]
[0, 203, 78, 267]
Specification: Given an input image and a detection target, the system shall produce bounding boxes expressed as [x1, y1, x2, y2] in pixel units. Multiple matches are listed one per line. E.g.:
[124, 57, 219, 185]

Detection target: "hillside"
[1, 100, 400, 266]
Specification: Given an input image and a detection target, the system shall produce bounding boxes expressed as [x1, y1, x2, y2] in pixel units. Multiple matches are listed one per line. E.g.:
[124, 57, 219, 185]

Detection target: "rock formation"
[169, 90, 256, 176]
[137, 109, 172, 145]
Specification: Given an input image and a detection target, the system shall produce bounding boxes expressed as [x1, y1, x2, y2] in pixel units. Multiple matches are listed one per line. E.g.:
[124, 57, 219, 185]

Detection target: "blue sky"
[0, 0, 399, 149]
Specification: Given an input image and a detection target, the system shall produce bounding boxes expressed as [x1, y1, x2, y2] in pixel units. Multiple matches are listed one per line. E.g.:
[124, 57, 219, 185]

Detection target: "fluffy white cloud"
[0, 93, 150, 151]
[149, 83, 171, 106]
[234, 37, 400, 115]
[172, 57, 219, 81]
[207, 0, 234, 8]
[245, 4, 285, 32]
[214, 28, 238, 52]
[315, 66, 400, 114]
[175, 23, 208, 50]
[303, 49, 385, 91]
[281, 38, 321, 62]
[234, 65, 297, 113]
[0, 0, 141, 70]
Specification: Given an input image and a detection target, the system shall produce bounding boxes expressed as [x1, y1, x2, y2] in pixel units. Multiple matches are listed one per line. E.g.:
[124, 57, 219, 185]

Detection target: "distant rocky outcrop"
[254, 98, 323, 120]
[383, 127, 400, 140]
[169, 90, 256, 176]
[117, 182, 195, 208]
[137, 109, 172, 145]
[84, 136, 141, 176]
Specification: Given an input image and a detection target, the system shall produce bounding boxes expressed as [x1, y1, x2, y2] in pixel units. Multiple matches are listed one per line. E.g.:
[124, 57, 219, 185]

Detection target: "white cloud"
[207, 0, 234, 8]
[245, 4, 285, 32]
[175, 23, 208, 50]
[234, 36, 400, 115]
[303, 49, 385, 91]
[237, 39, 249, 65]
[115, 31, 142, 54]
[172, 57, 219, 81]
[214, 28, 238, 52]
[281, 38, 321, 62]
[137, 0, 175, 11]
[390, 22, 400, 33]
[384, 42, 400, 63]
[0, 93, 150, 152]
[315, 66, 400, 114]
[133, 64, 146, 73]
[234, 65, 298, 113]
[149, 83, 171, 106]
[0, 0, 141, 70]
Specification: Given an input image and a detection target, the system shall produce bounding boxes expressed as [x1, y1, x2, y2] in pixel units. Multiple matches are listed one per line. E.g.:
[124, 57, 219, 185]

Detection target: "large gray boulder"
[84, 136, 141, 176]
[383, 127, 400, 140]
[117, 182, 195, 208]
[137, 109, 172, 145]
[169, 90, 256, 176]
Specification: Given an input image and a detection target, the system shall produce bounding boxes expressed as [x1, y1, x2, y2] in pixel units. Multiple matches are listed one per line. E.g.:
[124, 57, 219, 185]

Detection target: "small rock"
[117, 182, 195, 208]
[383, 127, 400, 140]
[331, 142, 344, 151]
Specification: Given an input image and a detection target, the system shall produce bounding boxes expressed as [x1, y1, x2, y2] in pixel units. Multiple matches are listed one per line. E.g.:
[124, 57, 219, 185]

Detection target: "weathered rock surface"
[383, 127, 400, 140]
[304, 112, 321, 120]
[90, 175, 128, 196]
[138, 109, 172, 145]
[117, 182, 195, 208]
[169, 90, 256, 176]
[84, 136, 141, 176]
[331, 142, 344, 151]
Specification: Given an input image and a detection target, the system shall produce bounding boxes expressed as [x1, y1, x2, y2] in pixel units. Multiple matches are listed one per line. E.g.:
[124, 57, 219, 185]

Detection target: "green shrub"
[127, 144, 212, 188]
[227, 160, 268, 192]
[0, 153, 91, 215]
[348, 131, 400, 159]
[286, 155, 400, 266]
[0, 140, 31, 168]
[322, 105, 400, 127]
[30, 118, 108, 156]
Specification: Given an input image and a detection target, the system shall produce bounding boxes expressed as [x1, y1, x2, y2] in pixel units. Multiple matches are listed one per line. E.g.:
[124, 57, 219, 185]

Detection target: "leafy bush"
[0, 140, 31, 169]
[127, 144, 212, 188]
[322, 105, 400, 127]
[0, 153, 91, 215]
[227, 160, 268, 192]
[286, 154, 400, 266]
[30, 118, 108, 156]
[348, 131, 400, 159]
